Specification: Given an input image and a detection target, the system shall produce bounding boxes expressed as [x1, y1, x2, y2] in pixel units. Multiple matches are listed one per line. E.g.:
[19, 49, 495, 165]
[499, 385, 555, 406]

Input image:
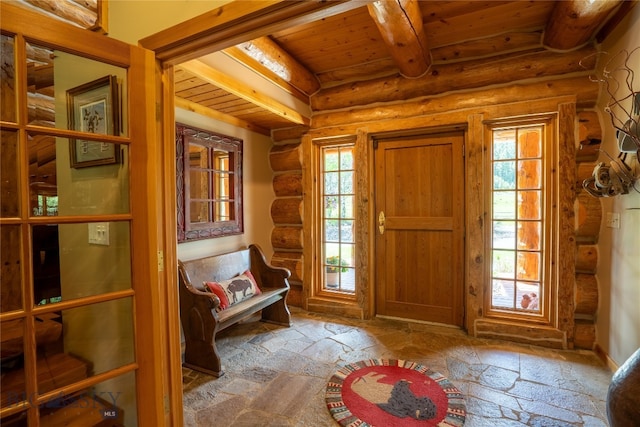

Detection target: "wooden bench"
[178, 244, 291, 377]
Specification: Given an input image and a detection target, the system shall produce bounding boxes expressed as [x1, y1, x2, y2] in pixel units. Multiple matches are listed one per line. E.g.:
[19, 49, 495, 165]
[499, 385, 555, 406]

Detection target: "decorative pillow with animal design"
[204, 270, 261, 310]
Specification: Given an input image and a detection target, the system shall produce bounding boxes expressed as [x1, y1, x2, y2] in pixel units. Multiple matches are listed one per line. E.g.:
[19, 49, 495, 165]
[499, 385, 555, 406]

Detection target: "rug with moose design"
[326, 359, 466, 426]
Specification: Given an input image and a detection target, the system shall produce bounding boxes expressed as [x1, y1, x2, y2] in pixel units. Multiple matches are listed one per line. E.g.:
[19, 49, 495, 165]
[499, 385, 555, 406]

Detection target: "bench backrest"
[179, 248, 251, 291]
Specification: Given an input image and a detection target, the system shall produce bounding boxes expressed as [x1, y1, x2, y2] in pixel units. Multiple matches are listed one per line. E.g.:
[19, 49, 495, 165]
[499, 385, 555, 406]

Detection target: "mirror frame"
[176, 123, 243, 242]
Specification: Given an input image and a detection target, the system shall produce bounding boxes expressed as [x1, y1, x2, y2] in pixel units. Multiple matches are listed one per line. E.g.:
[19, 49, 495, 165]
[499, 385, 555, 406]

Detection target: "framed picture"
[67, 75, 120, 168]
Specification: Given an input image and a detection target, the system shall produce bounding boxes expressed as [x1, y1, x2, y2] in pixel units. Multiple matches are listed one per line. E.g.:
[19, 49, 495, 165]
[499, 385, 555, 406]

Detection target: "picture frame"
[67, 75, 120, 168]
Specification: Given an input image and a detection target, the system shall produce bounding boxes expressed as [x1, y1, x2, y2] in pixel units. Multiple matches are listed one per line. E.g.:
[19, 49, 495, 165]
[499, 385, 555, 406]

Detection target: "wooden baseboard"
[595, 343, 619, 372]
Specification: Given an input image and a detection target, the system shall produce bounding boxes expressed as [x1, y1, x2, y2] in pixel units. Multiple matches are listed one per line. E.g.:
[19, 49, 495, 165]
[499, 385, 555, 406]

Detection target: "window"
[321, 145, 356, 293]
[34, 193, 58, 216]
[489, 123, 551, 315]
[176, 123, 243, 241]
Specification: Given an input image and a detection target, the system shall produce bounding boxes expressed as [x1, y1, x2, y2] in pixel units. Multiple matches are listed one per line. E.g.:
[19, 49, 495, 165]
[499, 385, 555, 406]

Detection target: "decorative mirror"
[176, 123, 243, 241]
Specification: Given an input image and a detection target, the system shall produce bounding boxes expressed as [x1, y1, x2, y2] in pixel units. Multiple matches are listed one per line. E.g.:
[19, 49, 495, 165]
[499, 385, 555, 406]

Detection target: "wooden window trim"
[304, 134, 365, 319]
[312, 137, 358, 301]
[319, 144, 357, 295]
[176, 123, 243, 242]
[483, 115, 558, 327]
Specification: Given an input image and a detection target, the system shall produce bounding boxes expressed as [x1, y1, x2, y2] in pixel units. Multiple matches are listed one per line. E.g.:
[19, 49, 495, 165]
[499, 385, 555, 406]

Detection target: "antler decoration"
[583, 47, 640, 155]
[579, 47, 640, 197]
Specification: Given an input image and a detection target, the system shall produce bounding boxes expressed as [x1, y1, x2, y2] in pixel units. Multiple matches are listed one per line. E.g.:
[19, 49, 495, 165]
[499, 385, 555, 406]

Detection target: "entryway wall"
[105, 0, 639, 376]
[285, 88, 600, 352]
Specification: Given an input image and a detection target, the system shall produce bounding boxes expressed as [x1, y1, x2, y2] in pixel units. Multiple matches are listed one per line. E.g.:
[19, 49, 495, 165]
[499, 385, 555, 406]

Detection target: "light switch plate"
[88, 222, 110, 245]
[606, 212, 620, 229]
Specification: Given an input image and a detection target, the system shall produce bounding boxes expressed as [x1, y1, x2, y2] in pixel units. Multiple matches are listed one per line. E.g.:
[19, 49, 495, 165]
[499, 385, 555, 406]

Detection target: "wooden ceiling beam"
[175, 97, 270, 136]
[544, 0, 623, 50]
[366, 0, 431, 78]
[140, 0, 364, 65]
[223, 36, 320, 100]
[179, 60, 311, 126]
[311, 46, 597, 111]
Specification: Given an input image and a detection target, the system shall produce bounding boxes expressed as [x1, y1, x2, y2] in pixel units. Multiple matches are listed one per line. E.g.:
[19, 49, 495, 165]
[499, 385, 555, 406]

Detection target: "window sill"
[307, 296, 363, 320]
[474, 318, 566, 349]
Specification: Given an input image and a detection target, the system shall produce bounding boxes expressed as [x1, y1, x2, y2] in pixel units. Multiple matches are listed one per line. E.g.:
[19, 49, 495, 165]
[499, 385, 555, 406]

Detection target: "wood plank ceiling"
[172, 0, 635, 136]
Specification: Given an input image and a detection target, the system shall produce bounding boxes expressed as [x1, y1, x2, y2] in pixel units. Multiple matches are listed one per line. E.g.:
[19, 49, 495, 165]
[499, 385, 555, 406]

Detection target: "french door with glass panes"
[1, 4, 167, 425]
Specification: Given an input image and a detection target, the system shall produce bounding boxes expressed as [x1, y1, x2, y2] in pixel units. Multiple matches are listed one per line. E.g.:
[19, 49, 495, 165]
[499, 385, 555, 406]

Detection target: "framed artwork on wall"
[67, 75, 120, 168]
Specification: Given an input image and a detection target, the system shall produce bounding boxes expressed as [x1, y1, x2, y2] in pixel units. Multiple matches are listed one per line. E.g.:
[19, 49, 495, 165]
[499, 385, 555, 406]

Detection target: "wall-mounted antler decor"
[580, 47, 640, 198]
[582, 152, 636, 197]
[588, 47, 640, 155]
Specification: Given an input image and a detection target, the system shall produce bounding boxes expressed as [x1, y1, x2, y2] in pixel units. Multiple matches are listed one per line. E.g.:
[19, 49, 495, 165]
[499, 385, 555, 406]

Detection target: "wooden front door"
[374, 131, 464, 326]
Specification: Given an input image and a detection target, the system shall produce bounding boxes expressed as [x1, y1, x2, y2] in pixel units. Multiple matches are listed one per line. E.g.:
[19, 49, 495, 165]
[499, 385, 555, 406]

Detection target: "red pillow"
[204, 281, 230, 310]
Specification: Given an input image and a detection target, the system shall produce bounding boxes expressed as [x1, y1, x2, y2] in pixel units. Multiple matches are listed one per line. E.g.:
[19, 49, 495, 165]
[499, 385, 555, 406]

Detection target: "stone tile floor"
[182, 307, 612, 426]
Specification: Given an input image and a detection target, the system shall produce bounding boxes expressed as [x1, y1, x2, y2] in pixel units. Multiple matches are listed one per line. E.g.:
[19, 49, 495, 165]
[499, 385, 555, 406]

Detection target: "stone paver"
[182, 307, 612, 426]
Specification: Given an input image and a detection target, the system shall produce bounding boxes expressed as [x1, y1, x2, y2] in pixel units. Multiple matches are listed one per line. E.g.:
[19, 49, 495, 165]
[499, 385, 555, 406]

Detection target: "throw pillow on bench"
[204, 270, 261, 311]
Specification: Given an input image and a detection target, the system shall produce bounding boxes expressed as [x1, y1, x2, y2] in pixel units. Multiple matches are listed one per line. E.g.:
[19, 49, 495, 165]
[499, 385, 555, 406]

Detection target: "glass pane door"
[0, 5, 156, 425]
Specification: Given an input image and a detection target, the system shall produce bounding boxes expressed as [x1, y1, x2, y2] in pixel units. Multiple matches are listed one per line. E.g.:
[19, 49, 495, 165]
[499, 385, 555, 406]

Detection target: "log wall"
[269, 36, 606, 347]
[572, 110, 602, 350]
[269, 127, 307, 307]
[15, 0, 104, 31]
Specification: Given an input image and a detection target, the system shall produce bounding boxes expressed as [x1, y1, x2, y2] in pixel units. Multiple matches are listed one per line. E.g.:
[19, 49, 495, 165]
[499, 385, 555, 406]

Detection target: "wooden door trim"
[129, 44, 166, 426]
[160, 63, 184, 427]
[139, 1, 362, 65]
[371, 125, 468, 143]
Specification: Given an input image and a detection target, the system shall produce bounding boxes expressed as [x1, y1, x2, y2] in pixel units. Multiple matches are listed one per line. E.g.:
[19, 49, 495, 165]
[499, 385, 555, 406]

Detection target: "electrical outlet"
[606, 212, 620, 229]
[88, 222, 110, 245]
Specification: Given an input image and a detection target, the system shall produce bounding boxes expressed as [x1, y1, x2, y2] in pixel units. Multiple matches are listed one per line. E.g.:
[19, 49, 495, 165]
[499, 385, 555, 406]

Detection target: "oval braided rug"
[326, 359, 466, 426]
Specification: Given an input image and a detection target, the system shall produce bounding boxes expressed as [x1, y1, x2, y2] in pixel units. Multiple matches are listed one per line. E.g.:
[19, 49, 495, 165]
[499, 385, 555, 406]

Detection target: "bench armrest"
[178, 261, 221, 312]
[249, 244, 291, 290]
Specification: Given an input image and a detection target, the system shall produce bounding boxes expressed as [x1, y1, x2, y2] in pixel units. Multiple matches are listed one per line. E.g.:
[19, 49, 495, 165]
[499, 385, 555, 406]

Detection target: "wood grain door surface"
[375, 132, 464, 326]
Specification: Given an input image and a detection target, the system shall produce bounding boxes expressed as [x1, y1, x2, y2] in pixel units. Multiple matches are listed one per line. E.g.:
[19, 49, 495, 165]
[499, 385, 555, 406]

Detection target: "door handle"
[378, 211, 385, 235]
